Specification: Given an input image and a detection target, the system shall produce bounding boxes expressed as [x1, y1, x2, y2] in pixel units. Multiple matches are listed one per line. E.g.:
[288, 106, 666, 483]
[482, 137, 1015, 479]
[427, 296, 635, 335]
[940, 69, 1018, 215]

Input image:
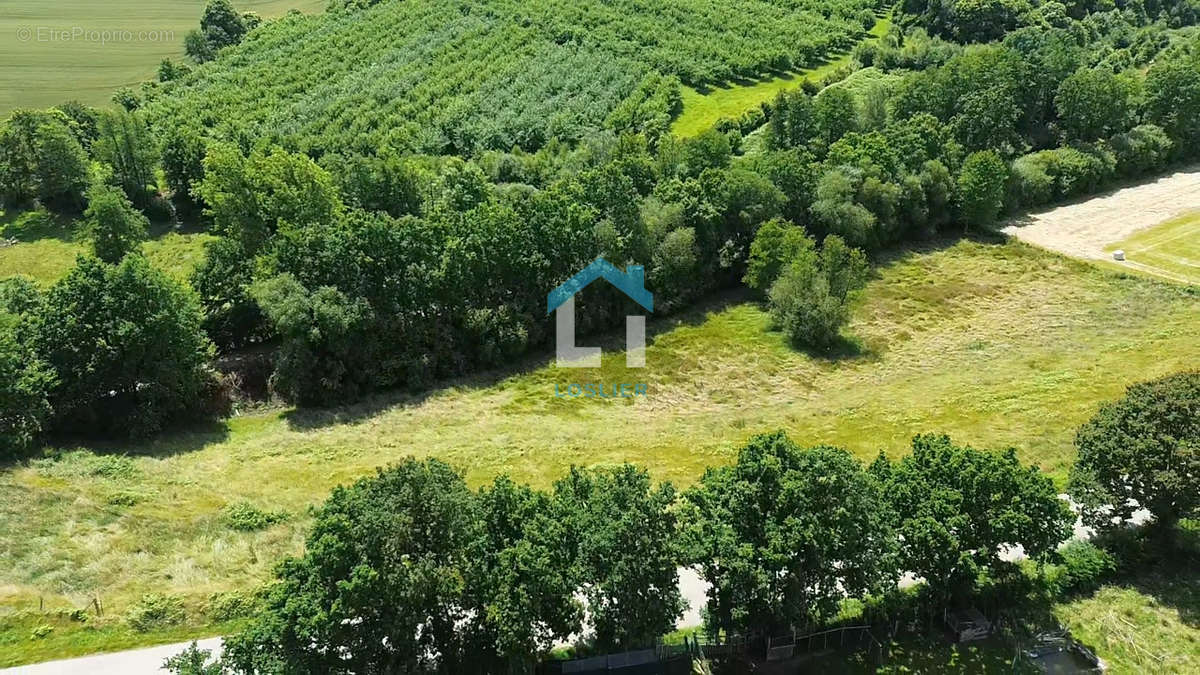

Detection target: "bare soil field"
[1002, 167, 1200, 283]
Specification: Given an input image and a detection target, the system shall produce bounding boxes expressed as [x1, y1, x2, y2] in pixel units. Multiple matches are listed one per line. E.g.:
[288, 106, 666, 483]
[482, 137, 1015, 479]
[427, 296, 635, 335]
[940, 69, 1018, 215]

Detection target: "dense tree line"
[3, 1, 1200, 452]
[148, 370, 1192, 674]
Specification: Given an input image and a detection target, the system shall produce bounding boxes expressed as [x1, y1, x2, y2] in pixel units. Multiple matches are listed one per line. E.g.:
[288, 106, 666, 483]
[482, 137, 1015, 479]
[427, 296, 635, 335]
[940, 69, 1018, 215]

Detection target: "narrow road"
[0, 638, 222, 675]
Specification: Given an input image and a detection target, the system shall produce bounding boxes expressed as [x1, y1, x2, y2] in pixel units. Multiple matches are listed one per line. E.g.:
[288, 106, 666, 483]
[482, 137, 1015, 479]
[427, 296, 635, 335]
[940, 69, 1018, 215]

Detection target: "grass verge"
[670, 15, 891, 137]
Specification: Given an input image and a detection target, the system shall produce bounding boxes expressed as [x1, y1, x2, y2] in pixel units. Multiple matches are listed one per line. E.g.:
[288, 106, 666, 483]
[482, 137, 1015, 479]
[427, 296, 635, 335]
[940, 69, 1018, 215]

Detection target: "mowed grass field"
[1105, 211, 1200, 285]
[1, 236, 1197, 664]
[670, 15, 891, 137]
[0, 211, 214, 285]
[0, 0, 326, 115]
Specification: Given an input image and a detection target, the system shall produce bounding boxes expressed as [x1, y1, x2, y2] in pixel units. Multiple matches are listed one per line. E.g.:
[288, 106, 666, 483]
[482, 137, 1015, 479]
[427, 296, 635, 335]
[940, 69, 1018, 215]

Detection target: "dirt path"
[1001, 167, 1200, 265]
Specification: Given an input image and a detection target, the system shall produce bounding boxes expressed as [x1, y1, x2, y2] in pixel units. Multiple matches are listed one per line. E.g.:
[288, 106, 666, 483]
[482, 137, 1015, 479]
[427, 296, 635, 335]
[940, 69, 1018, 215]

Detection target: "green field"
[670, 15, 891, 137]
[1105, 211, 1200, 285]
[0, 0, 326, 115]
[0, 213, 214, 286]
[1, 236, 1196, 664]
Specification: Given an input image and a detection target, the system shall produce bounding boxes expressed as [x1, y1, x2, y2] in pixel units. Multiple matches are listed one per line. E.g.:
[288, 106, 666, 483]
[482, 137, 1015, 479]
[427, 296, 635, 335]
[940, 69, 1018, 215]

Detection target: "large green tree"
[554, 465, 684, 650]
[1069, 372, 1199, 537]
[223, 459, 481, 674]
[871, 434, 1072, 602]
[681, 432, 897, 638]
[32, 255, 214, 437]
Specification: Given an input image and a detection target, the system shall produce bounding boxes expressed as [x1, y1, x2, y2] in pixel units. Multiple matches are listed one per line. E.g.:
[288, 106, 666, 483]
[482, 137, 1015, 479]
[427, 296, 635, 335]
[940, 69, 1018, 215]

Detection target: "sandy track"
[1001, 166, 1200, 261]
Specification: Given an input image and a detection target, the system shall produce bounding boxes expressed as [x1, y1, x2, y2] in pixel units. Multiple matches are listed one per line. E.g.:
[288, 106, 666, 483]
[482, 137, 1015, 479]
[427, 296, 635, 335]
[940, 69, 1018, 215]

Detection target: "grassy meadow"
[0, 0, 326, 115]
[670, 15, 891, 137]
[1, 235, 1197, 664]
[0, 210, 214, 285]
[1105, 211, 1200, 285]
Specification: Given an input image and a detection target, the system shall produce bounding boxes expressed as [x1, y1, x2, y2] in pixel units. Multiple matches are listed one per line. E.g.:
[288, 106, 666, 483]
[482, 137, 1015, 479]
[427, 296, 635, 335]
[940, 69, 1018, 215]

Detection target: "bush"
[1110, 124, 1173, 178]
[126, 594, 186, 632]
[767, 235, 867, 350]
[0, 305, 54, 458]
[1047, 541, 1116, 596]
[223, 501, 288, 532]
[83, 182, 148, 263]
[205, 591, 260, 621]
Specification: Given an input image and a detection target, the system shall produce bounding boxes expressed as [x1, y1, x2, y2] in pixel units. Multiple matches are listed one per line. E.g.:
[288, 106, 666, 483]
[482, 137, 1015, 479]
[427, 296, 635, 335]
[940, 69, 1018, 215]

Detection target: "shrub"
[0, 308, 54, 458]
[1110, 124, 1173, 178]
[1047, 541, 1116, 596]
[83, 182, 148, 263]
[126, 594, 186, 632]
[223, 501, 288, 532]
[205, 591, 260, 621]
[956, 150, 1007, 228]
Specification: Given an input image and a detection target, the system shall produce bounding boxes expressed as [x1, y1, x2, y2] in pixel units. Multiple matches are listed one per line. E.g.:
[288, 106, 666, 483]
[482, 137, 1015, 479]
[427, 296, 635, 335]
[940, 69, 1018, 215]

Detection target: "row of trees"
[170, 370, 1197, 673]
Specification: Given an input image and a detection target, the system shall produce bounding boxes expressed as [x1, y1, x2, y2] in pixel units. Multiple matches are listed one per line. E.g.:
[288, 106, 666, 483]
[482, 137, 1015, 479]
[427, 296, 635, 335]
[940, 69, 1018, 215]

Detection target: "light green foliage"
[83, 182, 148, 263]
[149, 0, 879, 155]
[743, 218, 815, 292]
[163, 642, 222, 675]
[222, 501, 288, 532]
[93, 110, 159, 207]
[766, 233, 868, 349]
[1055, 67, 1140, 142]
[196, 144, 342, 252]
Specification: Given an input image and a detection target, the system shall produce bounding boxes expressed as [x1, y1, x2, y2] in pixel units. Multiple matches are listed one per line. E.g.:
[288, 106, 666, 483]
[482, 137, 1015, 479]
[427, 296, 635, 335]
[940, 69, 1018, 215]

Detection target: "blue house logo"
[547, 258, 653, 368]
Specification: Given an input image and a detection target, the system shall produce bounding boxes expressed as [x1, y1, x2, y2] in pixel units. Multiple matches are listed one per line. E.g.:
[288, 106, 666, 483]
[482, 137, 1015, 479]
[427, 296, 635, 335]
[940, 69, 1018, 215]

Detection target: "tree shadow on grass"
[0, 417, 232, 472]
[282, 287, 756, 432]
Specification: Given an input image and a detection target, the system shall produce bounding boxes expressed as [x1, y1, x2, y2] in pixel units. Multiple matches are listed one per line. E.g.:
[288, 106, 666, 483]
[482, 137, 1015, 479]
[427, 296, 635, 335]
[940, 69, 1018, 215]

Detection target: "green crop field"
[1, 236, 1196, 665]
[1105, 211, 1200, 285]
[670, 15, 892, 137]
[0, 0, 326, 115]
[146, 0, 878, 155]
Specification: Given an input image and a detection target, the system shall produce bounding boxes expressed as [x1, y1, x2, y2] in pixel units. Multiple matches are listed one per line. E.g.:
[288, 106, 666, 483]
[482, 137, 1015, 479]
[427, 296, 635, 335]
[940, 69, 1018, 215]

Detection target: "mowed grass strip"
[670, 15, 891, 138]
[0, 236, 1197, 663]
[1104, 211, 1200, 285]
[0, 220, 214, 286]
[0, 0, 326, 115]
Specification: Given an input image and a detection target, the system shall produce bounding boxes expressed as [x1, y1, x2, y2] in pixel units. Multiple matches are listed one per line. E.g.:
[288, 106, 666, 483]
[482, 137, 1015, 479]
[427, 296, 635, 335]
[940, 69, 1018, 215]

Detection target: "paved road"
[0, 638, 222, 675]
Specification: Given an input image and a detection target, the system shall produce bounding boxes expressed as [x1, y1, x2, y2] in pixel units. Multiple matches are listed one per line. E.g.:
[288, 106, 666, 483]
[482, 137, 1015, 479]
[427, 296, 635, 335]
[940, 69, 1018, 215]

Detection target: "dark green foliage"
[813, 86, 859, 148]
[871, 434, 1073, 601]
[191, 237, 269, 351]
[83, 183, 149, 263]
[93, 109, 158, 207]
[223, 459, 583, 674]
[32, 256, 215, 438]
[681, 431, 897, 637]
[1055, 67, 1140, 142]
[553, 465, 683, 650]
[160, 126, 207, 214]
[1069, 371, 1200, 535]
[767, 89, 815, 151]
[0, 110, 90, 211]
[1144, 51, 1200, 152]
[0, 303, 55, 458]
[956, 150, 1007, 228]
[201, 0, 248, 50]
